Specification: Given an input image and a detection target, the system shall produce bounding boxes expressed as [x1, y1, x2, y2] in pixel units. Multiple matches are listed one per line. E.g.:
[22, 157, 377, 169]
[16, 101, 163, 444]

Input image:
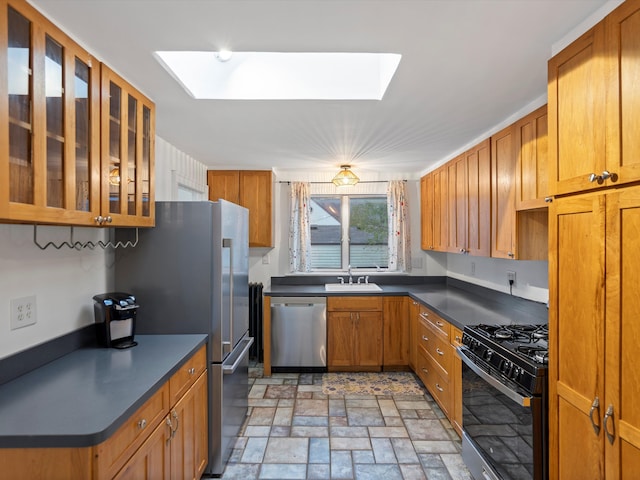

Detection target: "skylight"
[154, 51, 401, 100]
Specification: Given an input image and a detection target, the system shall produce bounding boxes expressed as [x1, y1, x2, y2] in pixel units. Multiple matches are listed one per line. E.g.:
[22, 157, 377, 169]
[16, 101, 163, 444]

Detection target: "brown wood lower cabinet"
[413, 303, 461, 434]
[0, 346, 208, 480]
[383, 296, 409, 368]
[327, 296, 383, 371]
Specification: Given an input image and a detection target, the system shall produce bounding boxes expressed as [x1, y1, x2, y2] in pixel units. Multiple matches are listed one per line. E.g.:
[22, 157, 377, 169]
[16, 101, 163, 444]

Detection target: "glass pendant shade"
[332, 165, 359, 186]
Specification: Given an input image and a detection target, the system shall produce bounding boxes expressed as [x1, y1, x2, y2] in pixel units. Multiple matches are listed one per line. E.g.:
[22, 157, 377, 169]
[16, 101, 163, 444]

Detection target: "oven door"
[458, 346, 546, 480]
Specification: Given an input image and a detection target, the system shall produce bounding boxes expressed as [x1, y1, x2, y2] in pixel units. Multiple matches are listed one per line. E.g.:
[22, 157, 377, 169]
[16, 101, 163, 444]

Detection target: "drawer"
[416, 348, 431, 387]
[451, 326, 464, 347]
[169, 345, 207, 406]
[418, 305, 450, 339]
[425, 361, 452, 417]
[420, 320, 453, 375]
[328, 296, 383, 312]
[94, 383, 170, 480]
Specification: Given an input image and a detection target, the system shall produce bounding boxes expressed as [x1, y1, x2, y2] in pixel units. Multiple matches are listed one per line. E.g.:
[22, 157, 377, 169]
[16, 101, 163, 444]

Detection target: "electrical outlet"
[262, 253, 270, 265]
[10, 295, 37, 330]
[507, 271, 516, 284]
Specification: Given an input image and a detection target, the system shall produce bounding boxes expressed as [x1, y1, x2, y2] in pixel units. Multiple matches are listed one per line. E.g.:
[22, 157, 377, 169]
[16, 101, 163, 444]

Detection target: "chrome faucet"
[348, 265, 353, 284]
[357, 276, 365, 284]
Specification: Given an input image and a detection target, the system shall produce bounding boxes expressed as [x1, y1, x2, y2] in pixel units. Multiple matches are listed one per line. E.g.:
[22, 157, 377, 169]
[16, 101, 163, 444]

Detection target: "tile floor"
[220, 368, 473, 480]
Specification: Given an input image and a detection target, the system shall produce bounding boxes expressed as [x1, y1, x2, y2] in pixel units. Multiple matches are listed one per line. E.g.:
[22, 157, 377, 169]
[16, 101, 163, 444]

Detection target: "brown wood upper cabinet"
[100, 64, 155, 227]
[421, 140, 490, 256]
[491, 123, 548, 260]
[207, 170, 273, 247]
[1, 0, 101, 225]
[420, 173, 434, 250]
[549, 3, 640, 196]
[0, 0, 155, 227]
[515, 104, 548, 210]
[463, 139, 491, 256]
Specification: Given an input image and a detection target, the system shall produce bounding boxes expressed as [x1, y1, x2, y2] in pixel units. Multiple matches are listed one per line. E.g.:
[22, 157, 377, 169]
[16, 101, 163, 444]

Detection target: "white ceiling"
[30, 0, 608, 177]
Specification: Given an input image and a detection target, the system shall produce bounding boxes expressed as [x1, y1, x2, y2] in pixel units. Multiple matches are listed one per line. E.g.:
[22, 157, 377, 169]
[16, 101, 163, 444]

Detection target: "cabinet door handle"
[166, 417, 173, 444]
[589, 397, 601, 435]
[604, 404, 615, 445]
[436, 348, 444, 356]
[544, 196, 553, 203]
[188, 367, 196, 375]
[455, 335, 461, 343]
[436, 321, 444, 328]
[137, 418, 147, 429]
[421, 368, 428, 375]
[419, 312, 429, 320]
[588, 172, 599, 182]
[600, 170, 611, 181]
[435, 383, 444, 392]
[422, 335, 429, 341]
[459, 248, 467, 254]
[170, 410, 179, 439]
[507, 252, 515, 258]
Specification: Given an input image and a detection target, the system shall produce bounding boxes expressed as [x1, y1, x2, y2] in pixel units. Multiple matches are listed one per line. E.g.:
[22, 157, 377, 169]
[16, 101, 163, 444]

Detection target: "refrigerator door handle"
[223, 336, 254, 374]
[222, 238, 233, 355]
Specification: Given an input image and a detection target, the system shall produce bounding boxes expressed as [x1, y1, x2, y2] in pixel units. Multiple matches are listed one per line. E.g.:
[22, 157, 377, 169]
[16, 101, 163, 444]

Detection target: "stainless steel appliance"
[114, 200, 253, 477]
[457, 324, 548, 480]
[92, 292, 139, 349]
[270, 297, 326, 371]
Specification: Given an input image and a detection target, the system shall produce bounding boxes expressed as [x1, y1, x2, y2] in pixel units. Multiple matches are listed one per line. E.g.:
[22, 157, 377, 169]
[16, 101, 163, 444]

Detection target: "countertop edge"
[0, 334, 208, 449]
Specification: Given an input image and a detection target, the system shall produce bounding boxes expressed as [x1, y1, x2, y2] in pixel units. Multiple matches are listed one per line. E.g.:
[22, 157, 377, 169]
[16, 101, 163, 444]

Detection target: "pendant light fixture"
[332, 165, 360, 186]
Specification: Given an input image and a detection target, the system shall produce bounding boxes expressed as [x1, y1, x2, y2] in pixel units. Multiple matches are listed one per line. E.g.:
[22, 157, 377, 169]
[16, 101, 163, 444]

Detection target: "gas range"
[461, 323, 548, 396]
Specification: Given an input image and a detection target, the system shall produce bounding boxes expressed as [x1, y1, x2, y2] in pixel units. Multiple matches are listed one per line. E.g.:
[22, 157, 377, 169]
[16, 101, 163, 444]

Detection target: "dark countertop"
[0, 334, 207, 448]
[265, 278, 548, 330]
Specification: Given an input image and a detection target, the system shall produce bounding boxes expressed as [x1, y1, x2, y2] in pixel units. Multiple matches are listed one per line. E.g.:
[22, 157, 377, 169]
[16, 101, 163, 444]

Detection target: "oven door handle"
[457, 346, 533, 407]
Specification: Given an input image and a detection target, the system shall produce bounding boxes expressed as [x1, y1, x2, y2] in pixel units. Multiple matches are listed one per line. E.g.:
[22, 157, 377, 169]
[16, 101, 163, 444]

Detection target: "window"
[310, 195, 388, 270]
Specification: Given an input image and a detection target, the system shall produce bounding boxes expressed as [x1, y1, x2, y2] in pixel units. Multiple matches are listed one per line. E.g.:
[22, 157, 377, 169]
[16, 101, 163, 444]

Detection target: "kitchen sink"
[324, 283, 383, 292]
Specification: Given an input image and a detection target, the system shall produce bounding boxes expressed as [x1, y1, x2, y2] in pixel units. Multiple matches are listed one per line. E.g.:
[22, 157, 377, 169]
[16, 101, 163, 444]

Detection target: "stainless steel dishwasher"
[270, 297, 327, 371]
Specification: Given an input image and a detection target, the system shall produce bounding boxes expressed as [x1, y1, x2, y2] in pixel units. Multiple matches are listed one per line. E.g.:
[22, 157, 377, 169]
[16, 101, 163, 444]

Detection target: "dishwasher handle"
[272, 303, 316, 308]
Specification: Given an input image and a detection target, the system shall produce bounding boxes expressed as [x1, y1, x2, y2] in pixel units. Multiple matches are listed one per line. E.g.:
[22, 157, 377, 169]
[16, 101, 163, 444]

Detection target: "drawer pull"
[421, 368, 428, 374]
[419, 312, 429, 319]
[455, 335, 461, 343]
[435, 383, 444, 392]
[436, 348, 444, 356]
[137, 418, 147, 429]
[188, 367, 196, 375]
[422, 335, 429, 341]
[436, 321, 444, 328]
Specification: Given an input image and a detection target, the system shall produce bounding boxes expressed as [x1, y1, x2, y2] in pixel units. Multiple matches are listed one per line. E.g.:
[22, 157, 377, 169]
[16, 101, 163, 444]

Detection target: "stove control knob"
[502, 360, 511, 375]
[511, 367, 521, 380]
[484, 349, 493, 361]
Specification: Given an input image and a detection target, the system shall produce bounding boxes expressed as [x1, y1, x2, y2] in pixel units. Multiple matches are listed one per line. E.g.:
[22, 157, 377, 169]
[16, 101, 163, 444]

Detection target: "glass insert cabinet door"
[101, 64, 155, 227]
[0, 0, 101, 224]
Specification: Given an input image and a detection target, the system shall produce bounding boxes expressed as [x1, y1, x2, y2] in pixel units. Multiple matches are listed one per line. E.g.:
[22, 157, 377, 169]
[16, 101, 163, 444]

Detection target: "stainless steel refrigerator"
[114, 200, 253, 477]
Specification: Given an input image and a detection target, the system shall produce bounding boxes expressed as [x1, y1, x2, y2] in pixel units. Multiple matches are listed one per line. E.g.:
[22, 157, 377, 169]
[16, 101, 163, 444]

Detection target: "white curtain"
[387, 180, 411, 272]
[289, 182, 312, 272]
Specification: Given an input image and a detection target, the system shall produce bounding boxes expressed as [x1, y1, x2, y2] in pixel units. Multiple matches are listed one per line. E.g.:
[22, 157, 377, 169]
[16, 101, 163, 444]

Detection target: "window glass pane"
[310, 196, 341, 269]
[349, 197, 388, 268]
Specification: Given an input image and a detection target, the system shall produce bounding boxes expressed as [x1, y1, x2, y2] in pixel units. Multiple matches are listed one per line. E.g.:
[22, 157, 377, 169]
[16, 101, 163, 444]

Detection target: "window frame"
[309, 193, 388, 272]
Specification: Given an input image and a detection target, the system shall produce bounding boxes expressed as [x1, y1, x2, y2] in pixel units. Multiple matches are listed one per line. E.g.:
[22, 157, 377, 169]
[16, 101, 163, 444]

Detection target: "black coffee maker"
[93, 292, 139, 349]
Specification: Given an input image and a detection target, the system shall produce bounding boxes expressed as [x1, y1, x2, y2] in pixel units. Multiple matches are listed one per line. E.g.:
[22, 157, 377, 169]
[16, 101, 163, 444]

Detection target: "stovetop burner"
[461, 323, 548, 395]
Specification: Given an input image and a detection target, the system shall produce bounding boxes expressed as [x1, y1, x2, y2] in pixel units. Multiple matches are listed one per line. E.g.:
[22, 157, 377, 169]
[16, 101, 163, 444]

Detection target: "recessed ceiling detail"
[154, 51, 401, 100]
